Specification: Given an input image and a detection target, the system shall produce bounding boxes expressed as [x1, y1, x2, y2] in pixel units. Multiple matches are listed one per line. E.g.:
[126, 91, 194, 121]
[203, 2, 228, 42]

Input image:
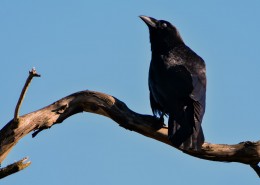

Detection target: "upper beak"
[139, 15, 157, 28]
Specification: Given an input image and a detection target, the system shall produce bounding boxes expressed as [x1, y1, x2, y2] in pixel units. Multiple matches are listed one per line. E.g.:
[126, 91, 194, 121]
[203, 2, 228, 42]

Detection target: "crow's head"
[140, 15, 184, 52]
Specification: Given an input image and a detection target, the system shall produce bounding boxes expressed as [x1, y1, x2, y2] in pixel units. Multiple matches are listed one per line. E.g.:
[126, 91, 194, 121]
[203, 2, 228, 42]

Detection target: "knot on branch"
[240, 141, 256, 147]
[52, 104, 68, 114]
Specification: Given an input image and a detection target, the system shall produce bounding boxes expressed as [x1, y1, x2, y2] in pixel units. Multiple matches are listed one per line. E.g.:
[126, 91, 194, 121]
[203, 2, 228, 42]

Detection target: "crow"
[140, 15, 206, 150]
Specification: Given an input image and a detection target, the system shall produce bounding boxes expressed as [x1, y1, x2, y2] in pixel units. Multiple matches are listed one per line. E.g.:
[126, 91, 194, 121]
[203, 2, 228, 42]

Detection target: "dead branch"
[0, 68, 260, 178]
[0, 90, 260, 178]
[14, 68, 40, 123]
[0, 157, 31, 179]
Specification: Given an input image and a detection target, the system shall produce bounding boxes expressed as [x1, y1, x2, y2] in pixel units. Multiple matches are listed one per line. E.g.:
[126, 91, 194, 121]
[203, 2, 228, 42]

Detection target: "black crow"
[140, 16, 206, 150]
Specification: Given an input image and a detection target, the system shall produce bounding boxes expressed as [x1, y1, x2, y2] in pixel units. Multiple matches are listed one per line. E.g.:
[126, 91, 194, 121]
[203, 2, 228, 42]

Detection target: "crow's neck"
[151, 42, 184, 55]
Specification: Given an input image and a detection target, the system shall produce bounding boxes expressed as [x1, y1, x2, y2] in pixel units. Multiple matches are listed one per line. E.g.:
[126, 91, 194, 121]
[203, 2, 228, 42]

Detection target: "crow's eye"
[162, 23, 167, 28]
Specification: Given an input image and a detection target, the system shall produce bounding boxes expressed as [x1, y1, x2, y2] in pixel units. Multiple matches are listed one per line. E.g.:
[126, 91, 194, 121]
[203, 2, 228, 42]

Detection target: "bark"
[0, 158, 31, 179]
[0, 90, 260, 179]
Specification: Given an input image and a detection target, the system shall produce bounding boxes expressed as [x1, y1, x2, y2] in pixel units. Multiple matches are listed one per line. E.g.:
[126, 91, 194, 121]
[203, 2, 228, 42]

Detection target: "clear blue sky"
[1, 0, 260, 184]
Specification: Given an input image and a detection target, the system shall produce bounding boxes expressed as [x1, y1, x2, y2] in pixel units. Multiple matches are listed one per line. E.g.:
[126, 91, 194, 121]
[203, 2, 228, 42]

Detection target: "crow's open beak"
[139, 15, 157, 28]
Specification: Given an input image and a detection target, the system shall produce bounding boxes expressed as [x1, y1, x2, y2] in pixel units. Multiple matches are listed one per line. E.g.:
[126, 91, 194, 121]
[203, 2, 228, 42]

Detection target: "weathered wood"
[0, 90, 260, 178]
[0, 157, 31, 179]
[14, 68, 40, 123]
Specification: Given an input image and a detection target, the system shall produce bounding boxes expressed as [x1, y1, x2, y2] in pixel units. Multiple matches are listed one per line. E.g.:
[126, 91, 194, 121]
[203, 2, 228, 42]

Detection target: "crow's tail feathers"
[168, 104, 204, 150]
[183, 123, 204, 150]
[168, 113, 193, 148]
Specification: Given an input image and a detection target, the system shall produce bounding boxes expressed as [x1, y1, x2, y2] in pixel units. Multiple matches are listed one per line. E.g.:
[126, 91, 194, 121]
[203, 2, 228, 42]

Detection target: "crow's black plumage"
[140, 16, 206, 150]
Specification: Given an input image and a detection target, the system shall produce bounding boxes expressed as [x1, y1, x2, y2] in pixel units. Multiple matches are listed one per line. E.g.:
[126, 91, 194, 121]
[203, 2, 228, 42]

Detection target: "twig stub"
[0, 157, 31, 179]
[30, 67, 41, 77]
[250, 163, 260, 178]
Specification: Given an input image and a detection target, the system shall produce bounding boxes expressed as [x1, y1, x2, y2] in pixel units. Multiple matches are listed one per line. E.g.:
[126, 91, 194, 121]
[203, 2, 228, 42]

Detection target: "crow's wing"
[190, 67, 206, 124]
[148, 75, 164, 118]
[189, 65, 206, 149]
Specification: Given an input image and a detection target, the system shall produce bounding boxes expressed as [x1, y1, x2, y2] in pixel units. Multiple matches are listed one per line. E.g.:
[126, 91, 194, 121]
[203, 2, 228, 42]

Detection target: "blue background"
[1, 1, 260, 184]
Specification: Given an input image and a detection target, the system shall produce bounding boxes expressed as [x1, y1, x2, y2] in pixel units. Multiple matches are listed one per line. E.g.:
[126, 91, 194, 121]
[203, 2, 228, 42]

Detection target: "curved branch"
[14, 68, 40, 123]
[0, 90, 260, 177]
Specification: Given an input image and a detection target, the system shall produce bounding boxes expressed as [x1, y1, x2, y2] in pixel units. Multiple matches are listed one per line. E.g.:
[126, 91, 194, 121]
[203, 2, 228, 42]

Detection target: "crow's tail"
[168, 104, 198, 149]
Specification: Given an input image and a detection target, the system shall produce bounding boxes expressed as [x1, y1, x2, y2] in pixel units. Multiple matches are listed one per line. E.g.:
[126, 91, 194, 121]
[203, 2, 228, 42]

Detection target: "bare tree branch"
[1, 90, 260, 179]
[0, 157, 31, 179]
[14, 68, 40, 123]
[250, 163, 260, 178]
